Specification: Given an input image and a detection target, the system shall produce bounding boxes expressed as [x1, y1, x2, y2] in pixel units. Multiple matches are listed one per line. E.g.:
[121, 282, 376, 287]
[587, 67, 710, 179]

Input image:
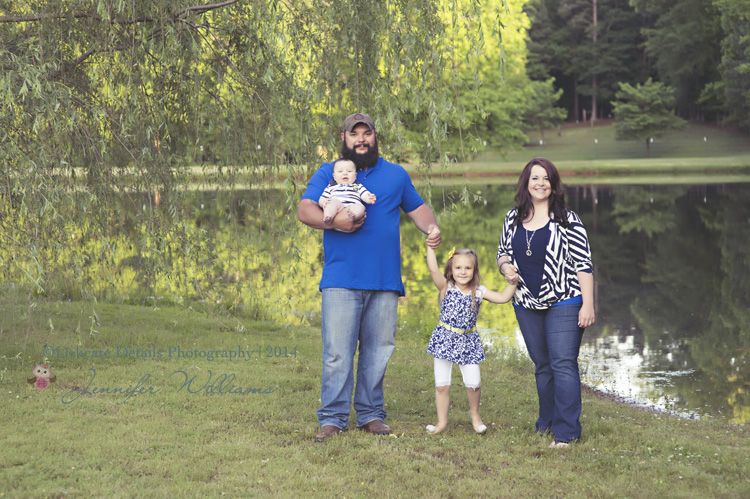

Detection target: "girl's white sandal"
[549, 441, 570, 449]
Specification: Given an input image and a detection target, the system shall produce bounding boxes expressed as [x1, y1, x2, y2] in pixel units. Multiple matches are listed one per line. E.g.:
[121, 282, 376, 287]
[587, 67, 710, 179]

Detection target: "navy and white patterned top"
[427, 284, 487, 365]
[496, 208, 593, 310]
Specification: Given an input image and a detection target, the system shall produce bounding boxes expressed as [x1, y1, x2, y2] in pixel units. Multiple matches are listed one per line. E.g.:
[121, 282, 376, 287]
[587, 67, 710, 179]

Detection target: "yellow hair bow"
[447, 247, 456, 259]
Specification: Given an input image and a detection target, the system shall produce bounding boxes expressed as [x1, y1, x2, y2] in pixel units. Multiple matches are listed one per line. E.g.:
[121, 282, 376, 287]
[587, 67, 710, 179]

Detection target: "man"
[298, 112, 441, 442]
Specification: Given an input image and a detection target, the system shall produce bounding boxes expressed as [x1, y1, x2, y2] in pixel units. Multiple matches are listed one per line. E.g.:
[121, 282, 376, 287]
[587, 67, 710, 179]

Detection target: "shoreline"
[582, 385, 712, 422]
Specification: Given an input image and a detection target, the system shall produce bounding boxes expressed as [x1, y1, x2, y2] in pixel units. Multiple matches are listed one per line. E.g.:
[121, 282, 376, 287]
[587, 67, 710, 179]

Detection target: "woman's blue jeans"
[317, 288, 398, 429]
[515, 304, 584, 442]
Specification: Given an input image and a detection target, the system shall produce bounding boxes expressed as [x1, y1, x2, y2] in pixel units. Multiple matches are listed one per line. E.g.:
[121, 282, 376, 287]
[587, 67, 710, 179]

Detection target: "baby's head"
[332, 159, 357, 185]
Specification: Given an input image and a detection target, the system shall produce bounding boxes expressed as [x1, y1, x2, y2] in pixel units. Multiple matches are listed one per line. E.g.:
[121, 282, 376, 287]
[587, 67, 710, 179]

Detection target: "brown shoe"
[314, 425, 343, 442]
[360, 420, 392, 435]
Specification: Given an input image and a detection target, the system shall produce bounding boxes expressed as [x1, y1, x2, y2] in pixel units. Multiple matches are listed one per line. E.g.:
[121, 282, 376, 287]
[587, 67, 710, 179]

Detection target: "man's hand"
[298, 198, 363, 232]
[331, 209, 365, 232]
[426, 224, 442, 249]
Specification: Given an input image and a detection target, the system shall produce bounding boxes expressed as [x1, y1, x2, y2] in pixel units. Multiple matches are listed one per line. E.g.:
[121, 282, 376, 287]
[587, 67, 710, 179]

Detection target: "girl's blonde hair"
[440, 248, 482, 308]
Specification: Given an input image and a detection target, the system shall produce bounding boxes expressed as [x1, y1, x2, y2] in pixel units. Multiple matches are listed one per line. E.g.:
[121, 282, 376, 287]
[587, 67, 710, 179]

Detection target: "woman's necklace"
[525, 227, 536, 257]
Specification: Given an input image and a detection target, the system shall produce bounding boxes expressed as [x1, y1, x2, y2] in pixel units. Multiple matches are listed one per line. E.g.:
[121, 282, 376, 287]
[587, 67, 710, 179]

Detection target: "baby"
[318, 159, 376, 225]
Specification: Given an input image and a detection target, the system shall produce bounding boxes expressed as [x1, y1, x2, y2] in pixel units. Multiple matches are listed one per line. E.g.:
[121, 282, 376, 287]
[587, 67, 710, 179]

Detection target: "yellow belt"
[439, 321, 477, 335]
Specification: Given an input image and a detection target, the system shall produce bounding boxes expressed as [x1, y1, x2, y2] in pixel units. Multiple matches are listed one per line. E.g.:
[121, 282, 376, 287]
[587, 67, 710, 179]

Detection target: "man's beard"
[340, 138, 379, 171]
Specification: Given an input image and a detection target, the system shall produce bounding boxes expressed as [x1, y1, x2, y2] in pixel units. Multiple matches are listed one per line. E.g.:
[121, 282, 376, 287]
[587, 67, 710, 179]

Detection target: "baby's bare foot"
[323, 216, 333, 225]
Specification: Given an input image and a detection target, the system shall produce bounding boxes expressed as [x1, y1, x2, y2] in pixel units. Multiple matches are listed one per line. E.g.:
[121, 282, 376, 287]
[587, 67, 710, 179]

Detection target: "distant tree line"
[525, 0, 750, 131]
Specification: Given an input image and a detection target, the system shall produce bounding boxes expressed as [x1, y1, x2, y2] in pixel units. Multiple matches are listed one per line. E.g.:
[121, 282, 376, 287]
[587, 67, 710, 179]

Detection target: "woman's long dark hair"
[514, 157, 569, 228]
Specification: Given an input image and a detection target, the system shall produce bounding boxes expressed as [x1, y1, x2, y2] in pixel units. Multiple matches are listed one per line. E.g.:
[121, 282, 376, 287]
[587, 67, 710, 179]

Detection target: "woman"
[496, 157, 595, 448]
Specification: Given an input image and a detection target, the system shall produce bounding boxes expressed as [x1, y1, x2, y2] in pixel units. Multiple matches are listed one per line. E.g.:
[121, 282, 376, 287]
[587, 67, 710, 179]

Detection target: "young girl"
[425, 239, 517, 434]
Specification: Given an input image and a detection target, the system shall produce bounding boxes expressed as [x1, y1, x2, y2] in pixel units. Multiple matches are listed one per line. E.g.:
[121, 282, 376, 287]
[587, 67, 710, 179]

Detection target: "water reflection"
[578, 333, 704, 419]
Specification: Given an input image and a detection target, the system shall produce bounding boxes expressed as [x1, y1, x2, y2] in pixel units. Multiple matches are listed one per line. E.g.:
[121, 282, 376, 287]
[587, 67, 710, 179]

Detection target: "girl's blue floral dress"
[427, 284, 487, 365]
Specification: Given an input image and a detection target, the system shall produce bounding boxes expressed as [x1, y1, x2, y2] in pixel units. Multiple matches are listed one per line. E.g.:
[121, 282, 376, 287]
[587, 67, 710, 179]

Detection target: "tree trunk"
[591, 75, 597, 126]
[591, 0, 598, 127]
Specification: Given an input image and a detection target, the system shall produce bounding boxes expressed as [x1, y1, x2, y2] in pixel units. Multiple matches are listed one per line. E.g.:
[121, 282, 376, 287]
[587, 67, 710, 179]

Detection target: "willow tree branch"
[37, 2, 239, 79]
[0, 11, 106, 23]
[49, 44, 133, 80]
[173, 0, 240, 17]
[0, 1, 239, 24]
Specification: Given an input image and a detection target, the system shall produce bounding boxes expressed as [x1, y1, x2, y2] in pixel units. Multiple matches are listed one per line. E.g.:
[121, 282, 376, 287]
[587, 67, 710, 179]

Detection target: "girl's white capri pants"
[433, 358, 481, 389]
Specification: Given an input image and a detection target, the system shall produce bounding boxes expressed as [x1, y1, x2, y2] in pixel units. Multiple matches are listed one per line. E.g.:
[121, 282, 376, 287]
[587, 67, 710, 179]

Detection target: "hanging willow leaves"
[0, 0, 504, 308]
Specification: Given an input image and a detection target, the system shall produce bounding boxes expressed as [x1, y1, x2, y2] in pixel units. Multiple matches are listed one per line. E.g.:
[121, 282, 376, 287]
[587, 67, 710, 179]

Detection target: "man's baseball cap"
[342, 113, 376, 133]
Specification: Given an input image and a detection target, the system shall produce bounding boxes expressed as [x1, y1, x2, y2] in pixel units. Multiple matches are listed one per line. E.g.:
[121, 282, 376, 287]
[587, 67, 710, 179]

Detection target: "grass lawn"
[1, 294, 748, 497]
[412, 122, 750, 184]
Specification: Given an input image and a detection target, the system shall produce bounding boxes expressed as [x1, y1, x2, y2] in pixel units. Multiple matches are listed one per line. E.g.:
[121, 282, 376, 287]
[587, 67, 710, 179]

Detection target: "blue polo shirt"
[301, 157, 425, 295]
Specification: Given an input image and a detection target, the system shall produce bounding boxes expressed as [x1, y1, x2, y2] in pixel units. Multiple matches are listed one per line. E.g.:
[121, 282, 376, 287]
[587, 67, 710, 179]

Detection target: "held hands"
[505, 272, 520, 285]
[499, 260, 520, 285]
[426, 224, 442, 249]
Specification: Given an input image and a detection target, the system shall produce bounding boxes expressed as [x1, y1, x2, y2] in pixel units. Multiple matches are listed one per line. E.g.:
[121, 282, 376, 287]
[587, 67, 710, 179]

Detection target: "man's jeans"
[515, 304, 584, 442]
[317, 288, 398, 429]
